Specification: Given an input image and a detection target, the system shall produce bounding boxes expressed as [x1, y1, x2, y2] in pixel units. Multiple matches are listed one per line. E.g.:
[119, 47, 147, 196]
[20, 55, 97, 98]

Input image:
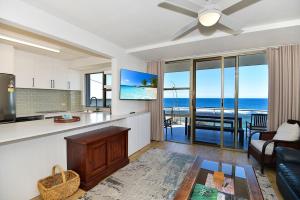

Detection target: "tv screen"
[120, 69, 158, 100]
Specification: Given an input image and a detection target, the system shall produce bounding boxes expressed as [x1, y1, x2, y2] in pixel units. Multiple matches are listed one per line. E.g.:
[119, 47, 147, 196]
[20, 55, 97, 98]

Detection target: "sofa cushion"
[251, 140, 274, 155]
[274, 122, 300, 141]
[277, 163, 300, 198]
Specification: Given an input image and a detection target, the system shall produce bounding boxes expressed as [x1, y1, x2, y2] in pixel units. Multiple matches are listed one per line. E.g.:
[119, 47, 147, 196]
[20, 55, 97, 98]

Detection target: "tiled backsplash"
[16, 88, 82, 114]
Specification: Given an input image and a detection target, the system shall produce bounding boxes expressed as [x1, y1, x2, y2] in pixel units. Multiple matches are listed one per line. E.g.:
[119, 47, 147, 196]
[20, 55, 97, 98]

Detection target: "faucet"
[90, 97, 100, 112]
[108, 104, 112, 115]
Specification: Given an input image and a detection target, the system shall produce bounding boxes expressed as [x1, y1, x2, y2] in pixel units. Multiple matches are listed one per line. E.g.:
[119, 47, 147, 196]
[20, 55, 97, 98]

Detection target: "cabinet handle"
[53, 80, 55, 88]
[68, 81, 71, 89]
[32, 78, 35, 87]
[50, 80, 52, 88]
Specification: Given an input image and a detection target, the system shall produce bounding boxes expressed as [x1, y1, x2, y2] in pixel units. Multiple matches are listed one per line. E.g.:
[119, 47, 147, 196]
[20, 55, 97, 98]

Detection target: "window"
[85, 72, 112, 107]
[164, 62, 190, 109]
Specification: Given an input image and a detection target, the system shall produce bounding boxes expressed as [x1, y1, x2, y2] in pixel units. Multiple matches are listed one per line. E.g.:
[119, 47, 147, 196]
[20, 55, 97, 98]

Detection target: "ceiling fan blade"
[218, 14, 243, 34]
[172, 19, 199, 40]
[164, 0, 203, 14]
[218, 0, 243, 11]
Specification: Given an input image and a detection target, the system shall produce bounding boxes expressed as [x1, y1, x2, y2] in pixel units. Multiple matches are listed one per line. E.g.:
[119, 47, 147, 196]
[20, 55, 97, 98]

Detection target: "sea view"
[164, 98, 268, 129]
[164, 98, 268, 111]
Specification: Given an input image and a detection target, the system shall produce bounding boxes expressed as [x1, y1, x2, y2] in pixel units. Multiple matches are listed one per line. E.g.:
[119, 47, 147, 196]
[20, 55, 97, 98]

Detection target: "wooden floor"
[130, 141, 283, 200]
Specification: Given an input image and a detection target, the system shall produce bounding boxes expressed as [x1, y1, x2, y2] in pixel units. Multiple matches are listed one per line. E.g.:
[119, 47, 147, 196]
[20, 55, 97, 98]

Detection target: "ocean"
[164, 98, 268, 111]
[120, 85, 157, 100]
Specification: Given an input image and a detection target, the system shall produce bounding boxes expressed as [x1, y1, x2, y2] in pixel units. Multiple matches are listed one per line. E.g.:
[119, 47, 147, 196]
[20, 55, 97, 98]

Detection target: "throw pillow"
[274, 122, 300, 141]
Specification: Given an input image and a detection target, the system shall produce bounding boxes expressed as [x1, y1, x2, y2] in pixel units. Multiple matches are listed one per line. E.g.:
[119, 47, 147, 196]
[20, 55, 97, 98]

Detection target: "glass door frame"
[190, 56, 239, 149]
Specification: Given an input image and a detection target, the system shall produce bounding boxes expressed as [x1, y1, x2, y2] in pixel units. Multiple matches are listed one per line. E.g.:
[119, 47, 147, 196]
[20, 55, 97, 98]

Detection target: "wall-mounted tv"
[120, 69, 158, 100]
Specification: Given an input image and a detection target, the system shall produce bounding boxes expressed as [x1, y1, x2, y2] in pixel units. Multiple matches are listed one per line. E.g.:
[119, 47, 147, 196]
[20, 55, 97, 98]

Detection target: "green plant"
[150, 77, 158, 88]
[141, 79, 147, 86]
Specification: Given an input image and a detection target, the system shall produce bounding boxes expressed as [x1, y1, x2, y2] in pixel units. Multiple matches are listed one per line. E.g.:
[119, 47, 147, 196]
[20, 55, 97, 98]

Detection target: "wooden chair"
[246, 114, 268, 139]
[248, 119, 300, 173]
[164, 109, 173, 137]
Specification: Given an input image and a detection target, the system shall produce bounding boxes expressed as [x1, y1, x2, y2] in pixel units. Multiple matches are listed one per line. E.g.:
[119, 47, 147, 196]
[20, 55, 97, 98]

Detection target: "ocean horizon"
[164, 98, 268, 111]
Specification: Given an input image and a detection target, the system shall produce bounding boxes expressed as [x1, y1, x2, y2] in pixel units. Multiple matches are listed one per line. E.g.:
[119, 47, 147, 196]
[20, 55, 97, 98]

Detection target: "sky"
[164, 65, 268, 98]
[120, 69, 157, 86]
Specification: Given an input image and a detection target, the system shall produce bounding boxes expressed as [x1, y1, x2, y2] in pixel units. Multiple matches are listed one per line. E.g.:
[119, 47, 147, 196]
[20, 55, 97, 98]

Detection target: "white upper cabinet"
[0, 44, 15, 74]
[67, 69, 81, 90]
[15, 50, 36, 88]
[50, 60, 68, 90]
[34, 56, 53, 89]
[14, 50, 81, 91]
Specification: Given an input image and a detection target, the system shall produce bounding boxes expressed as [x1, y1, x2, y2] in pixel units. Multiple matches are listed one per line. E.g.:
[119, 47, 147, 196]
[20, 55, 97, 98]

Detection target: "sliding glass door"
[238, 54, 268, 150]
[223, 57, 238, 149]
[163, 60, 191, 144]
[192, 57, 222, 145]
[191, 53, 268, 150]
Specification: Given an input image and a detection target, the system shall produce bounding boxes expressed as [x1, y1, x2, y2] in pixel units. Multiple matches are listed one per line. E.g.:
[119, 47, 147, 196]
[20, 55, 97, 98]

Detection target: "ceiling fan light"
[199, 10, 221, 27]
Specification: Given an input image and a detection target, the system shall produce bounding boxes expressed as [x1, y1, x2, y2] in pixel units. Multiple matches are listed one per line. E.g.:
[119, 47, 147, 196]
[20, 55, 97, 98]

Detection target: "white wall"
[0, 0, 148, 115]
[0, 43, 14, 74]
[111, 56, 148, 115]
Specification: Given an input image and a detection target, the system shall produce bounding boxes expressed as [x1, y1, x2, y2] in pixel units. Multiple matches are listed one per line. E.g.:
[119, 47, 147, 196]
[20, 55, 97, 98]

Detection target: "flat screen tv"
[120, 69, 158, 100]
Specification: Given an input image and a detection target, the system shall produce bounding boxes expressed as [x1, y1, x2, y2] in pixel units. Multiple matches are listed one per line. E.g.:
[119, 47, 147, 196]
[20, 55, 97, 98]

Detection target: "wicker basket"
[37, 165, 80, 200]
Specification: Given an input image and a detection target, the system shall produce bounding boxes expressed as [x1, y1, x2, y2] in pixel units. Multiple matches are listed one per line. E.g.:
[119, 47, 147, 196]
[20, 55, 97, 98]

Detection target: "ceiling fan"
[159, 0, 258, 40]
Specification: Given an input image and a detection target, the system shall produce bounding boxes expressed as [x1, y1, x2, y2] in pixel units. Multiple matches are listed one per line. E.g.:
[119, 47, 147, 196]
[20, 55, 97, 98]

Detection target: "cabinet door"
[34, 58, 53, 89]
[107, 134, 126, 165]
[52, 63, 68, 90]
[67, 69, 81, 90]
[0, 44, 14, 74]
[15, 51, 35, 88]
[86, 141, 107, 179]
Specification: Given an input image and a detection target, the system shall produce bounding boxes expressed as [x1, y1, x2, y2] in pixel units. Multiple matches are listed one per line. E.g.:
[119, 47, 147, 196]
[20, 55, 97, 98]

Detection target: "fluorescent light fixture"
[0, 34, 60, 53]
[198, 10, 221, 27]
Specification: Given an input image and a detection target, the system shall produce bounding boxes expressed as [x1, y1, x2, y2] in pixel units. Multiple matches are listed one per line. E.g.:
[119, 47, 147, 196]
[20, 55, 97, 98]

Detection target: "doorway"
[190, 53, 268, 150]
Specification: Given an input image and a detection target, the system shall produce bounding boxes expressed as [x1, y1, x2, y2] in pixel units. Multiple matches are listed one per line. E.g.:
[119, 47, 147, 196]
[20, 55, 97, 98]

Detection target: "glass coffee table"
[174, 156, 263, 200]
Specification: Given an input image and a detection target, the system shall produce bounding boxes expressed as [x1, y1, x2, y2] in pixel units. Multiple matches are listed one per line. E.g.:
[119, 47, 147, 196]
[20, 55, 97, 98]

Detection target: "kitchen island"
[0, 112, 150, 200]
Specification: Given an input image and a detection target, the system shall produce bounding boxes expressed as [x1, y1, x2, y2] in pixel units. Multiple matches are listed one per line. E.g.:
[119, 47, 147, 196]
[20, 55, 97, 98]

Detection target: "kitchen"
[0, 23, 150, 199]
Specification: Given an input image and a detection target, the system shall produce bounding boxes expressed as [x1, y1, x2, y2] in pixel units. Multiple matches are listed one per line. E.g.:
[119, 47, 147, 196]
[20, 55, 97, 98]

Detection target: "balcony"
[164, 107, 267, 150]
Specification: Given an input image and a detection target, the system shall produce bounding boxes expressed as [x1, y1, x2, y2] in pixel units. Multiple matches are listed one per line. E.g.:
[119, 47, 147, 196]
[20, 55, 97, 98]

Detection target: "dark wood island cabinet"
[64, 126, 130, 190]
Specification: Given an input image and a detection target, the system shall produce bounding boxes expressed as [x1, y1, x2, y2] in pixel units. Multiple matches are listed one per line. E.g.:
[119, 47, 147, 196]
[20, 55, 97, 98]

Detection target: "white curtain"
[147, 61, 164, 141]
[267, 44, 300, 130]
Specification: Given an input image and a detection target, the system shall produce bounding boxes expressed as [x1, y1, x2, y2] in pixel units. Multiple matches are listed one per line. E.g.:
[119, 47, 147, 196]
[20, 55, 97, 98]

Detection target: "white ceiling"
[0, 23, 110, 62]
[20, 0, 300, 60]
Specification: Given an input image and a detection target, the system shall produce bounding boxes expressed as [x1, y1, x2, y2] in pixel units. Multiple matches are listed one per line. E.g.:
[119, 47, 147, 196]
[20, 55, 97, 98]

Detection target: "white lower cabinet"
[126, 113, 151, 156]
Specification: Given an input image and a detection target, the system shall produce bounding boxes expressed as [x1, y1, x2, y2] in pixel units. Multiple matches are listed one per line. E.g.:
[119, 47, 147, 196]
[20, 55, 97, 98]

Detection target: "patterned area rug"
[80, 149, 195, 200]
[80, 149, 278, 200]
[255, 170, 278, 200]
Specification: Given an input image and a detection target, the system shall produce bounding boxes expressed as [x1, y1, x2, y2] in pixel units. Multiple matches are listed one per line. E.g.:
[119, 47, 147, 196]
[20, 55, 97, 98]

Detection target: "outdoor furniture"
[164, 109, 173, 136]
[248, 119, 300, 173]
[187, 115, 245, 144]
[246, 114, 268, 138]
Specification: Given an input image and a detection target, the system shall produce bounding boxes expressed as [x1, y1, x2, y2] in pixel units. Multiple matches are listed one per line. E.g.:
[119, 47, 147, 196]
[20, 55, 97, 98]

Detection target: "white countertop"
[0, 112, 141, 145]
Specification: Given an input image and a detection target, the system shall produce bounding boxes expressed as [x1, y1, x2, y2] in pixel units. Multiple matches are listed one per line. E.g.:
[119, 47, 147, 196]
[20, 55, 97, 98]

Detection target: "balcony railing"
[164, 107, 267, 129]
